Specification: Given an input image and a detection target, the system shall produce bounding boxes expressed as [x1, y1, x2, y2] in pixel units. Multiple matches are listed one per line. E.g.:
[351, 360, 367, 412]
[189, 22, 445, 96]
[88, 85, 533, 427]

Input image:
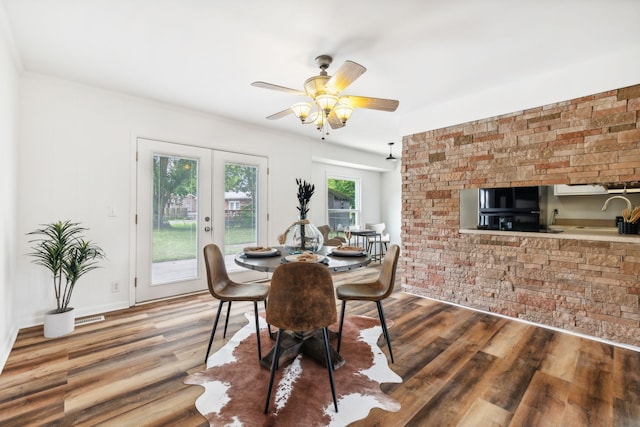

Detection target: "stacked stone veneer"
[402, 84, 640, 347]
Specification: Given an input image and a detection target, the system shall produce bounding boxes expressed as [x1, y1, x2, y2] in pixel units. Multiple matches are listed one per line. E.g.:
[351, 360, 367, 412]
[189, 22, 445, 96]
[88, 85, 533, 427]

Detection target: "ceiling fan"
[251, 55, 399, 136]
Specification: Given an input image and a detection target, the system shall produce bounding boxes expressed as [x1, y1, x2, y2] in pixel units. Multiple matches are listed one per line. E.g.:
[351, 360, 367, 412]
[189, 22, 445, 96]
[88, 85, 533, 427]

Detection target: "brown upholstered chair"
[203, 244, 270, 363]
[318, 224, 347, 246]
[264, 261, 339, 414]
[335, 244, 400, 363]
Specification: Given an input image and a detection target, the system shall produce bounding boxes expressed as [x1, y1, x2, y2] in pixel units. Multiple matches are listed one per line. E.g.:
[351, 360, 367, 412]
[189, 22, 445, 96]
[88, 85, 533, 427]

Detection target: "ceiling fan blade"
[266, 108, 293, 120]
[251, 81, 306, 96]
[327, 111, 345, 129]
[324, 60, 366, 94]
[340, 95, 399, 112]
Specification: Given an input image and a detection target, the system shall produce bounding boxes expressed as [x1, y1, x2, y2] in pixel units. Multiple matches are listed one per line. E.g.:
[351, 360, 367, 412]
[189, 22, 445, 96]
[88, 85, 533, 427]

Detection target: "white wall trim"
[128, 132, 138, 307]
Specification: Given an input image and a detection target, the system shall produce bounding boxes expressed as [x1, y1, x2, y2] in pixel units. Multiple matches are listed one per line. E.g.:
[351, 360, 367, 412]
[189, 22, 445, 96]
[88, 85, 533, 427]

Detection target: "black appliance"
[478, 186, 544, 231]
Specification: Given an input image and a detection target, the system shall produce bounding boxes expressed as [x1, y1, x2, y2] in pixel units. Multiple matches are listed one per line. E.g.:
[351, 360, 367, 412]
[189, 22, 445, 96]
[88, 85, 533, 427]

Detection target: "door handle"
[204, 226, 211, 232]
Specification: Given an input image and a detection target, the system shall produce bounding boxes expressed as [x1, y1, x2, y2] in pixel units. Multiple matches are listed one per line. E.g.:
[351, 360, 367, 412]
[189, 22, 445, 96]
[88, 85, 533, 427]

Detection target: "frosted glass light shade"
[334, 104, 354, 123]
[315, 94, 338, 115]
[291, 102, 312, 122]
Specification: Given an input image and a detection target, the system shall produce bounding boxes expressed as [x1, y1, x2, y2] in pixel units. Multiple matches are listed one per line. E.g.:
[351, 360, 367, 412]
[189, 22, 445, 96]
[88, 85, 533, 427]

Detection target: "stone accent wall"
[401, 84, 640, 347]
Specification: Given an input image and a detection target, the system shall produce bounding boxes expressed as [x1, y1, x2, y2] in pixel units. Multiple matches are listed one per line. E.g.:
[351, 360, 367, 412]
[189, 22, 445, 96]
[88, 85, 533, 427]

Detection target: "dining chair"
[365, 223, 390, 257]
[264, 261, 339, 414]
[203, 244, 270, 363]
[318, 224, 347, 246]
[335, 244, 400, 363]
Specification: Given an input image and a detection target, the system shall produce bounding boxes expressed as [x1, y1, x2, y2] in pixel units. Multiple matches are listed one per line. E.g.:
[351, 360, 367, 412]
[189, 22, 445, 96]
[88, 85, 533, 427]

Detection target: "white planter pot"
[44, 308, 75, 338]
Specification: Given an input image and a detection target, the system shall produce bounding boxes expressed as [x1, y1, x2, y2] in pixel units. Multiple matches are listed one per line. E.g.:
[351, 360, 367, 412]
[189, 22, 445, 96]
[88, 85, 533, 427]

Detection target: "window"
[327, 176, 360, 234]
[228, 200, 240, 211]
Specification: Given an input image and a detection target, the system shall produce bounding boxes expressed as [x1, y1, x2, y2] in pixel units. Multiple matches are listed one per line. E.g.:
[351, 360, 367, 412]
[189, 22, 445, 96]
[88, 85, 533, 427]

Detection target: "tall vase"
[284, 217, 324, 254]
[44, 308, 75, 338]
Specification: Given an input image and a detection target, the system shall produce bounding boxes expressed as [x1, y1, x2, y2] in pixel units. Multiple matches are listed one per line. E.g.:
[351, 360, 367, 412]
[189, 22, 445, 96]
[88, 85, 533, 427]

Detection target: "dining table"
[234, 245, 372, 370]
[348, 229, 382, 262]
[234, 245, 372, 273]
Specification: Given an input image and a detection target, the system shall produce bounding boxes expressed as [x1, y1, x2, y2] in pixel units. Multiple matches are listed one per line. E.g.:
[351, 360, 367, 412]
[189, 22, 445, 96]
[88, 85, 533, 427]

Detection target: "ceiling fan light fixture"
[334, 104, 354, 124]
[315, 94, 338, 116]
[252, 55, 399, 139]
[386, 142, 397, 161]
[291, 102, 312, 122]
[314, 110, 326, 130]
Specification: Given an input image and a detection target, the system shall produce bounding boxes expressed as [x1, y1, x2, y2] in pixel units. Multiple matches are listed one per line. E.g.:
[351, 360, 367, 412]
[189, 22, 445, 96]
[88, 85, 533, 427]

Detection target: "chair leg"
[253, 301, 262, 361]
[322, 327, 338, 412]
[264, 300, 273, 338]
[205, 301, 226, 363]
[222, 300, 232, 338]
[376, 301, 394, 363]
[264, 329, 284, 414]
[336, 300, 347, 353]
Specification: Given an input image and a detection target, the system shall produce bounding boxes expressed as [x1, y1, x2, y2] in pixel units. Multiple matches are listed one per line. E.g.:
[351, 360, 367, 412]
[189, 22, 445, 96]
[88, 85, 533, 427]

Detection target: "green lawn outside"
[152, 221, 256, 262]
[224, 227, 257, 254]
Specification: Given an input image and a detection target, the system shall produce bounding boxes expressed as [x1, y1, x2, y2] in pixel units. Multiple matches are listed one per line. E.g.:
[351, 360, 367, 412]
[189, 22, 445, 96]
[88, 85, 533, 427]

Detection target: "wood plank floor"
[1, 265, 639, 426]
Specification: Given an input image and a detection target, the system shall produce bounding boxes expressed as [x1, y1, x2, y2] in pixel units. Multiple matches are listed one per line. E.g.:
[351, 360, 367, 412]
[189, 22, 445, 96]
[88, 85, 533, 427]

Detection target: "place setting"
[328, 245, 368, 257]
[283, 251, 328, 264]
[239, 246, 280, 258]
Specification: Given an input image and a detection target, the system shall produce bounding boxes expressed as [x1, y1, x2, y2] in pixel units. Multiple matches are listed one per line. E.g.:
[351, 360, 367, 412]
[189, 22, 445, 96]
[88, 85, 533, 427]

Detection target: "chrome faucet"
[601, 195, 633, 214]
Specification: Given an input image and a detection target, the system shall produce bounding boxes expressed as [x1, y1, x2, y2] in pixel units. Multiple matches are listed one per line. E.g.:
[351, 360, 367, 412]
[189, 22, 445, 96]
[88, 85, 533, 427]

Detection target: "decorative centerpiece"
[283, 179, 324, 254]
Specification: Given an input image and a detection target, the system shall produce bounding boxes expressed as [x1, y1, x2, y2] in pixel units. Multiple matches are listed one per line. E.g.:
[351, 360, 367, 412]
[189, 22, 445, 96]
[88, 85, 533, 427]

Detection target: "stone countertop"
[460, 226, 640, 243]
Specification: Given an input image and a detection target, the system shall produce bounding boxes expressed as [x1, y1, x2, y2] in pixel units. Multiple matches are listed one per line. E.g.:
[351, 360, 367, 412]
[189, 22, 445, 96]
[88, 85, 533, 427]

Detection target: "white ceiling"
[2, 0, 639, 157]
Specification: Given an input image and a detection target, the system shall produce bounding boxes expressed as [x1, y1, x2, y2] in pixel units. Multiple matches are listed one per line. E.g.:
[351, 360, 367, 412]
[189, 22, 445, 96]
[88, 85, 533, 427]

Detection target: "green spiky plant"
[296, 179, 315, 249]
[296, 178, 315, 220]
[28, 220, 105, 314]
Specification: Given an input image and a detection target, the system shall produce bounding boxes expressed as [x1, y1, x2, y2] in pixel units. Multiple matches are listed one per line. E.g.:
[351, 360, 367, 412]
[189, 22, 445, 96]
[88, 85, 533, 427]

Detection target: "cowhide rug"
[184, 313, 402, 426]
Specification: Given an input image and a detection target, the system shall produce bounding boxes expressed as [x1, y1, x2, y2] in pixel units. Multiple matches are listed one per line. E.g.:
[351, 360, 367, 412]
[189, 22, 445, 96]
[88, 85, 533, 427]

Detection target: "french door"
[135, 138, 268, 303]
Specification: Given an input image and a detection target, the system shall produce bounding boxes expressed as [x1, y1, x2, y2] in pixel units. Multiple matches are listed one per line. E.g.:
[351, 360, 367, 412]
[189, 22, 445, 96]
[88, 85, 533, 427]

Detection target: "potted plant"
[28, 220, 105, 338]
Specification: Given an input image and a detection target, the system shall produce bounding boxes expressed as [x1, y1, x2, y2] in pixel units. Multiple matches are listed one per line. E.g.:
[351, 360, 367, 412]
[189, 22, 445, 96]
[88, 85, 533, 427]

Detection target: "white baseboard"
[17, 301, 130, 329]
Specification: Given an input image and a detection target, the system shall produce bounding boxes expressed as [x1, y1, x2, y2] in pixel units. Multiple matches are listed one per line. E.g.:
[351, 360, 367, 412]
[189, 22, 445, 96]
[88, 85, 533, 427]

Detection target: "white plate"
[243, 248, 278, 258]
[331, 249, 366, 257]
[285, 254, 326, 263]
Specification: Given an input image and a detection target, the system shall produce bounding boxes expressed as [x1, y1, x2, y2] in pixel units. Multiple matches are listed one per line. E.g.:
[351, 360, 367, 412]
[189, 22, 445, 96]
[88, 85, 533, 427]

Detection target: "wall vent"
[75, 315, 105, 326]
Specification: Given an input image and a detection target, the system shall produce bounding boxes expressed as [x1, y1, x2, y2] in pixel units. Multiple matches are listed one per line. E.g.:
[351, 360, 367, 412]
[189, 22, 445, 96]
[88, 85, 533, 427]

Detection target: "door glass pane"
[151, 154, 199, 284]
[224, 163, 258, 255]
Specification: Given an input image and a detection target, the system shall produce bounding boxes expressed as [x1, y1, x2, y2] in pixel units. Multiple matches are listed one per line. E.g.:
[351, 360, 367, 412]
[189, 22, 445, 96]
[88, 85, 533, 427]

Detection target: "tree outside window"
[327, 177, 359, 236]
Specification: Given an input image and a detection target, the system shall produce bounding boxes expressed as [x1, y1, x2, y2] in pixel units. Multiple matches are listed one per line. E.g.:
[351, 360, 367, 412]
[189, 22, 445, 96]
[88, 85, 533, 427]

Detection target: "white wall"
[381, 163, 402, 245]
[14, 74, 398, 329]
[0, 5, 20, 371]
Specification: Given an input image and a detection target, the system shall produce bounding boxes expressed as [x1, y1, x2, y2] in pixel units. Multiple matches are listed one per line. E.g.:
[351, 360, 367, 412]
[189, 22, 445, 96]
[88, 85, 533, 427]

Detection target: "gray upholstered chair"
[264, 261, 339, 414]
[335, 244, 400, 363]
[203, 244, 270, 363]
[364, 222, 390, 257]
